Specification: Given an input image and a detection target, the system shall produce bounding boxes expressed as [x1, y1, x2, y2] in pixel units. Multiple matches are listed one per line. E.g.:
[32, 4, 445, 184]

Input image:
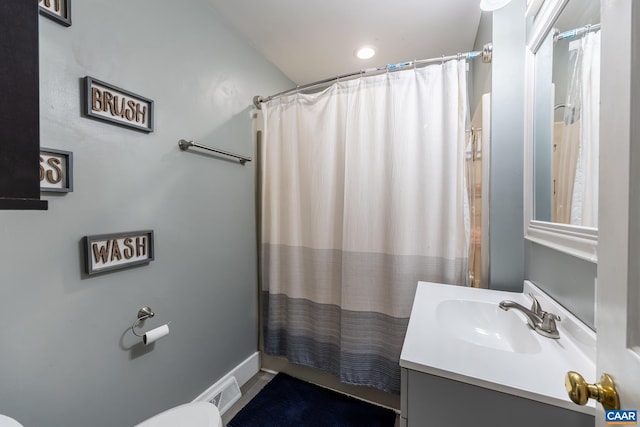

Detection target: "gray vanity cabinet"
[400, 368, 593, 427]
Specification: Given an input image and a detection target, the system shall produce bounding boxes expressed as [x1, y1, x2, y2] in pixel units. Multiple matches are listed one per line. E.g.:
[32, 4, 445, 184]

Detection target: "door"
[594, 0, 640, 424]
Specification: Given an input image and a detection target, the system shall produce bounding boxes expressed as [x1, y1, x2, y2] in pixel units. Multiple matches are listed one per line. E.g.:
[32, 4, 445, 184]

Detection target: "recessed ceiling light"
[479, 0, 512, 11]
[354, 46, 376, 60]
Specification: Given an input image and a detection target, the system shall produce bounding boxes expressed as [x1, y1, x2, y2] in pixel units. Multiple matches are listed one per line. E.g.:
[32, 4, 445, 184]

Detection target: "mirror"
[524, 0, 600, 262]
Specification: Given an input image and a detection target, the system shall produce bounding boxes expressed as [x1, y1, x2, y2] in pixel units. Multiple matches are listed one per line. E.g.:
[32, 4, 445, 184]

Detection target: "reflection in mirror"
[533, 0, 600, 228]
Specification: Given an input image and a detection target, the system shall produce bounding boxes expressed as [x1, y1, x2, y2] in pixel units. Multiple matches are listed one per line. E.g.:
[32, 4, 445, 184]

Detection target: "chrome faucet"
[499, 293, 561, 339]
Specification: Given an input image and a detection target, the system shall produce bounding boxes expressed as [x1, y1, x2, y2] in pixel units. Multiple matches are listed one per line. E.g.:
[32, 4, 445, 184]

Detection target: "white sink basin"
[400, 281, 596, 415]
[436, 300, 542, 354]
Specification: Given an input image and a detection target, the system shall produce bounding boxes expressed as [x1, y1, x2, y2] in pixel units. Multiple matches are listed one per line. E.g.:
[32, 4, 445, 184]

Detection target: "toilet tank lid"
[134, 402, 221, 427]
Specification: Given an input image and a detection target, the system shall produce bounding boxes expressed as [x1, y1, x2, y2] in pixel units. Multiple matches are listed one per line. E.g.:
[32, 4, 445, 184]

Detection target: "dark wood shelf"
[0, 198, 48, 210]
[0, 0, 48, 211]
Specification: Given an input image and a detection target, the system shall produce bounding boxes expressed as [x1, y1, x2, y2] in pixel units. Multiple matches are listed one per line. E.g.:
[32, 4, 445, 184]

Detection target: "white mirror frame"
[523, 0, 598, 263]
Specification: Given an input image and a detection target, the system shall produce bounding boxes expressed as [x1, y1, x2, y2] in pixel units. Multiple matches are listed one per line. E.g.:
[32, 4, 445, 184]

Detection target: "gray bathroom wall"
[533, 35, 554, 222]
[0, 1, 291, 427]
[488, 0, 526, 291]
[470, 11, 492, 118]
[525, 242, 596, 329]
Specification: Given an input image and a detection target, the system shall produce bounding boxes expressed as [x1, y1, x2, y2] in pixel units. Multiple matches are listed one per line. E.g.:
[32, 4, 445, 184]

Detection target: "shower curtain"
[554, 30, 600, 226]
[569, 30, 600, 227]
[260, 60, 469, 394]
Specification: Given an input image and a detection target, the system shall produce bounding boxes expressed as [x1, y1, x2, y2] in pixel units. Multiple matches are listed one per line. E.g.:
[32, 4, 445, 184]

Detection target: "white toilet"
[0, 414, 23, 427]
[135, 401, 222, 427]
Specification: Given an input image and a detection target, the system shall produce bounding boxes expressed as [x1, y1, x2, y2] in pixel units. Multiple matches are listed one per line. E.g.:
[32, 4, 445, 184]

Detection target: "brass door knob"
[565, 371, 620, 410]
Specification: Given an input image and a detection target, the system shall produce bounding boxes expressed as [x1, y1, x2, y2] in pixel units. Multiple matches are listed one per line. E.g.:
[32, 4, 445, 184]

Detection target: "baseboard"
[192, 352, 260, 402]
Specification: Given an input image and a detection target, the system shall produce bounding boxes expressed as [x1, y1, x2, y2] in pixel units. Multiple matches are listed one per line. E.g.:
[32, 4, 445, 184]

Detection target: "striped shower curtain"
[260, 60, 469, 394]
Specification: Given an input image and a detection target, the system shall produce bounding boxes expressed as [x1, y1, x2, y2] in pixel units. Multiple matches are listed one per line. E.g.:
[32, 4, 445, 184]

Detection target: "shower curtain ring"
[441, 55, 445, 64]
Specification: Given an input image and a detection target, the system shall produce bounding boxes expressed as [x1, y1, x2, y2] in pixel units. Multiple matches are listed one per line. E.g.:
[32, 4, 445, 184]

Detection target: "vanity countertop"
[399, 281, 596, 415]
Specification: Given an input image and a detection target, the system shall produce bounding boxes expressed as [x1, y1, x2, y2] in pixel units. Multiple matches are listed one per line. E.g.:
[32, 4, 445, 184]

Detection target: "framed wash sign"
[39, 0, 71, 27]
[83, 77, 154, 133]
[84, 230, 154, 275]
[40, 148, 73, 192]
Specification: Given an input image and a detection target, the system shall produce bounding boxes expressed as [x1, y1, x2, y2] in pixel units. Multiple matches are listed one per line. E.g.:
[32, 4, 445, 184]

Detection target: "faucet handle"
[542, 312, 561, 322]
[539, 312, 561, 338]
[528, 292, 543, 315]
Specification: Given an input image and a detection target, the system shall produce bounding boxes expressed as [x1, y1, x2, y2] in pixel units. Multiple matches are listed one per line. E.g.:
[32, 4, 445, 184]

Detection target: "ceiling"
[208, 0, 483, 86]
[555, 0, 600, 32]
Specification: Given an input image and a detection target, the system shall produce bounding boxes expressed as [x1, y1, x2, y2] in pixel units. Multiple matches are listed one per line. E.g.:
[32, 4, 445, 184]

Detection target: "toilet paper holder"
[131, 306, 171, 345]
[131, 306, 156, 337]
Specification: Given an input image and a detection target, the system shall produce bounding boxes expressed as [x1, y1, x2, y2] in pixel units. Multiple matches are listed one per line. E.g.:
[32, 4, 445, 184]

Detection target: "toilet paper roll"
[143, 324, 170, 345]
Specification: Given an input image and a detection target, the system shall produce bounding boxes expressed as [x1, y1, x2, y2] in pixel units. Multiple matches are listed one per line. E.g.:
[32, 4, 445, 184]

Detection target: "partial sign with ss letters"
[40, 148, 73, 193]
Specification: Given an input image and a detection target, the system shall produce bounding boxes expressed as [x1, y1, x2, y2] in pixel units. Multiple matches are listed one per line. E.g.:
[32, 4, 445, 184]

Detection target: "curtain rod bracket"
[253, 95, 264, 110]
[482, 43, 493, 63]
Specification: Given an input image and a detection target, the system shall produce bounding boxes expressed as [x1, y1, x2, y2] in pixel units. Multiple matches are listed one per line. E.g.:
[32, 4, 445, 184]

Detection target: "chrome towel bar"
[178, 139, 252, 165]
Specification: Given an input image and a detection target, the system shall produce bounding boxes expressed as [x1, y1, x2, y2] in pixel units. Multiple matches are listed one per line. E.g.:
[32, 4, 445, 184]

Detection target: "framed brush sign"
[39, 0, 71, 27]
[84, 230, 155, 275]
[83, 76, 154, 133]
[40, 148, 73, 192]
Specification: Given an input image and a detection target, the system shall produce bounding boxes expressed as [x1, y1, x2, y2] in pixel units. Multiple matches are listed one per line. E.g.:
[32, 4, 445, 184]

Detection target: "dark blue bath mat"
[228, 373, 396, 427]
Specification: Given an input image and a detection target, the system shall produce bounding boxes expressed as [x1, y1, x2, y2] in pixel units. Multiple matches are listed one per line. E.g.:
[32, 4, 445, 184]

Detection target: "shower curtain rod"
[554, 23, 601, 43]
[253, 42, 493, 109]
